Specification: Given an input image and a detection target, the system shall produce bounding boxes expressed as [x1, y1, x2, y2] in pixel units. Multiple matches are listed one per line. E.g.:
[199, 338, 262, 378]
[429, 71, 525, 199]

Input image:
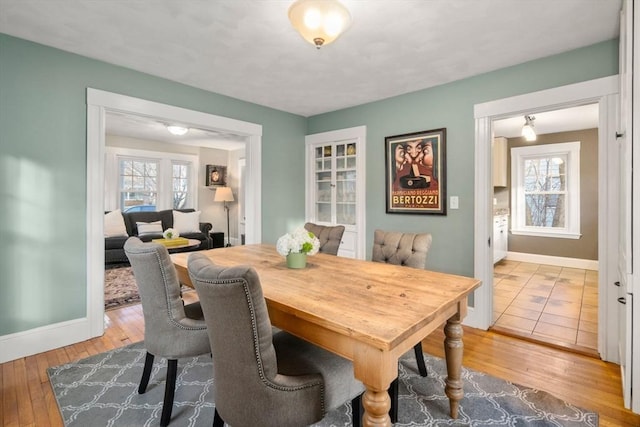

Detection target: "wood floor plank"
[44, 386, 63, 427]
[24, 356, 51, 427]
[13, 358, 35, 426]
[2, 361, 19, 427]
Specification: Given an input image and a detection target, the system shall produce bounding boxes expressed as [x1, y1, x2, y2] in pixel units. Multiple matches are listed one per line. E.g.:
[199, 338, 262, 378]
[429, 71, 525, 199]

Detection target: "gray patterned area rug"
[48, 342, 597, 427]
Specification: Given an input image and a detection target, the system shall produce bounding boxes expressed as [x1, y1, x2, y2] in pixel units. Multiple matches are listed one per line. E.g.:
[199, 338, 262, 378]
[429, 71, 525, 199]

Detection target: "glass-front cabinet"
[313, 142, 357, 225]
[306, 126, 366, 259]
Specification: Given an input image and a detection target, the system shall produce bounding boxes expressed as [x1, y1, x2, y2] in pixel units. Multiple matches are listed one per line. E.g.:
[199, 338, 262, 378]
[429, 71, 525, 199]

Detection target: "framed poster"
[385, 128, 446, 214]
[206, 165, 227, 186]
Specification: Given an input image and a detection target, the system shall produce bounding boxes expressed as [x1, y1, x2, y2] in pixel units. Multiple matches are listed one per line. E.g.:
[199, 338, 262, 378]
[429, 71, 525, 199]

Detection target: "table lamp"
[214, 186, 234, 247]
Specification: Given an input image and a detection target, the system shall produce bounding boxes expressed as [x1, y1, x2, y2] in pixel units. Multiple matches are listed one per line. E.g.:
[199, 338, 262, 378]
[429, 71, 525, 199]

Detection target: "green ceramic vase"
[286, 252, 307, 269]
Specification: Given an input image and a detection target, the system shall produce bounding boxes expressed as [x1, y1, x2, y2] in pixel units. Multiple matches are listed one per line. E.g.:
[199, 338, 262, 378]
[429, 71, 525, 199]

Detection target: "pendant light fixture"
[521, 115, 537, 141]
[288, 0, 352, 49]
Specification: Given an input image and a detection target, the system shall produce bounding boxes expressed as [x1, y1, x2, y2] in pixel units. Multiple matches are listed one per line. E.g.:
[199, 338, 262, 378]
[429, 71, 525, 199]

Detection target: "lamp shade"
[288, 0, 351, 48]
[214, 186, 234, 202]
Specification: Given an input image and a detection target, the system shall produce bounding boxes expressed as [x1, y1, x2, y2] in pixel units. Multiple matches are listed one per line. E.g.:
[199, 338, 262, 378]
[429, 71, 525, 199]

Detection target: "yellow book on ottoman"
[152, 237, 189, 247]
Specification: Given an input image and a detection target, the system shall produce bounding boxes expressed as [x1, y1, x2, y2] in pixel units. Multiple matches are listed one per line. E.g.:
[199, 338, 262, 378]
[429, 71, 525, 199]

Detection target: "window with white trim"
[510, 141, 581, 239]
[172, 161, 191, 209]
[118, 157, 158, 209]
[105, 147, 198, 212]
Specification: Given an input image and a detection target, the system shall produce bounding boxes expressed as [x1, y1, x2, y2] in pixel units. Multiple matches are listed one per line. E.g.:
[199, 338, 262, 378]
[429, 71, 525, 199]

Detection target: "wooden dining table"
[171, 244, 481, 427]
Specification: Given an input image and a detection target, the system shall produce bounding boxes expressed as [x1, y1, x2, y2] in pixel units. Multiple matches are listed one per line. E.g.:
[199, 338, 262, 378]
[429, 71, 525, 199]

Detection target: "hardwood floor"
[2, 291, 638, 427]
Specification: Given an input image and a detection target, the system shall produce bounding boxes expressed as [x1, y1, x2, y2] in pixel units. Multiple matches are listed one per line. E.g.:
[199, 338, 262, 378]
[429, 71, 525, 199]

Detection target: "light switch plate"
[450, 196, 459, 210]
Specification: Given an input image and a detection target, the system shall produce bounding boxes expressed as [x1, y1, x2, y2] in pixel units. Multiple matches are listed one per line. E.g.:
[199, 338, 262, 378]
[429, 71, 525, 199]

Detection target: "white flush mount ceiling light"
[166, 125, 189, 136]
[521, 115, 537, 141]
[288, 0, 352, 49]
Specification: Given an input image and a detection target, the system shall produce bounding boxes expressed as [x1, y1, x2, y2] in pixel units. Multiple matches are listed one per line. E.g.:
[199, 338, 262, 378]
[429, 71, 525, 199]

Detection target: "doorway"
[489, 107, 600, 355]
[102, 110, 249, 307]
[86, 88, 263, 340]
[471, 76, 621, 364]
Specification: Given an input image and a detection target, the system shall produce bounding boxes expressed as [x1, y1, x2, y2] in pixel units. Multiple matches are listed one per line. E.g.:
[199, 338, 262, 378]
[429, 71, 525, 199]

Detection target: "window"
[105, 147, 198, 212]
[510, 142, 581, 239]
[172, 161, 191, 209]
[119, 158, 158, 210]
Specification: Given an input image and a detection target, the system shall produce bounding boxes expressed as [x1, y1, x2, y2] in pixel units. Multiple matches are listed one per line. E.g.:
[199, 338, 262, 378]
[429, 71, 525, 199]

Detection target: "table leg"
[362, 387, 392, 427]
[443, 313, 463, 419]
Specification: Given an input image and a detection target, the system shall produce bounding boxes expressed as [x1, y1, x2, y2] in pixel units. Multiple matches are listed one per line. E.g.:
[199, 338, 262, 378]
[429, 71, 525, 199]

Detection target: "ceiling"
[105, 111, 248, 149]
[103, 101, 601, 148]
[0, 0, 621, 119]
[493, 103, 600, 139]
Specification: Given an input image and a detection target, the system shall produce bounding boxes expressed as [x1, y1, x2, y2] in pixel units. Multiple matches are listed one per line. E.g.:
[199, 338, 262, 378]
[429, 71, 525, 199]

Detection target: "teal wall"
[0, 33, 617, 337]
[307, 40, 618, 277]
[0, 34, 307, 335]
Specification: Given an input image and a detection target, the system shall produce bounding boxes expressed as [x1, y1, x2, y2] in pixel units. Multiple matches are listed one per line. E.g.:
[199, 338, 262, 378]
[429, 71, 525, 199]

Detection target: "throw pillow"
[137, 221, 163, 236]
[173, 210, 201, 234]
[104, 210, 128, 237]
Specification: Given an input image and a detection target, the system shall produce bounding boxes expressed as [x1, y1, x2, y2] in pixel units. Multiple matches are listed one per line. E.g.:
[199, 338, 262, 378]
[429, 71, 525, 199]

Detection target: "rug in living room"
[104, 264, 140, 310]
[48, 341, 598, 427]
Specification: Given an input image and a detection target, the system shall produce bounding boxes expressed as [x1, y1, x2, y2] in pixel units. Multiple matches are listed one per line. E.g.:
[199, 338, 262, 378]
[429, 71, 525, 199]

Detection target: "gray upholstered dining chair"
[371, 229, 433, 421]
[124, 237, 211, 427]
[304, 222, 345, 256]
[187, 252, 364, 427]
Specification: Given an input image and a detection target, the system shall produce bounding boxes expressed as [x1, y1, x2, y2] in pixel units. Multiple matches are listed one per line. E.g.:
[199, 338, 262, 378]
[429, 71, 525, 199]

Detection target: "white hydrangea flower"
[276, 227, 320, 256]
[163, 228, 179, 239]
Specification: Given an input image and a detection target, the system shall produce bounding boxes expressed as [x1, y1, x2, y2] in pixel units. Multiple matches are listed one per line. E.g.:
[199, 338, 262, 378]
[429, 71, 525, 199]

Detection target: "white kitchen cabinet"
[305, 127, 366, 259]
[493, 136, 508, 187]
[493, 214, 508, 263]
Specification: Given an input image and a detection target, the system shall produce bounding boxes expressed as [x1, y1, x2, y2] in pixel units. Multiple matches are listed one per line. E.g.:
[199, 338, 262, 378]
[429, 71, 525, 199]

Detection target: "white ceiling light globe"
[324, 12, 344, 36]
[304, 8, 322, 29]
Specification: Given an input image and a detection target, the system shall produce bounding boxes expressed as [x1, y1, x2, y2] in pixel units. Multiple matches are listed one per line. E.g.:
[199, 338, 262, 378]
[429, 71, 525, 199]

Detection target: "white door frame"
[471, 76, 620, 362]
[238, 157, 246, 244]
[86, 88, 263, 338]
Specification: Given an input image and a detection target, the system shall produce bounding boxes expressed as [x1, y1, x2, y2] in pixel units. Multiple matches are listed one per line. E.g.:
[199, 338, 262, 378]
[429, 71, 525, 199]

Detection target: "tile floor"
[492, 259, 598, 354]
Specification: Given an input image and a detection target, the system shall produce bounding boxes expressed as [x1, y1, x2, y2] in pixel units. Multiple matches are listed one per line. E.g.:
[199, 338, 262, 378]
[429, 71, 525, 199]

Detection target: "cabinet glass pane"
[336, 180, 355, 202]
[336, 203, 356, 225]
[347, 157, 356, 168]
[316, 202, 331, 222]
[316, 171, 331, 181]
[316, 181, 332, 202]
[336, 170, 356, 180]
[336, 157, 345, 169]
[323, 145, 332, 157]
[336, 144, 345, 157]
[347, 143, 356, 155]
[316, 158, 333, 171]
[315, 147, 323, 159]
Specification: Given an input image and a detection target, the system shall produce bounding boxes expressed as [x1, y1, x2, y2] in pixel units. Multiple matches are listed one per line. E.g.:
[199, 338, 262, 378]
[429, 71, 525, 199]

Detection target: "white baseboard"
[506, 251, 599, 270]
[0, 318, 95, 364]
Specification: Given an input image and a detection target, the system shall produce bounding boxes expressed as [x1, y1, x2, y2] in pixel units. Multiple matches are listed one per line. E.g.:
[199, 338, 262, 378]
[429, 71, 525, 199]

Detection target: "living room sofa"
[105, 208, 213, 264]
